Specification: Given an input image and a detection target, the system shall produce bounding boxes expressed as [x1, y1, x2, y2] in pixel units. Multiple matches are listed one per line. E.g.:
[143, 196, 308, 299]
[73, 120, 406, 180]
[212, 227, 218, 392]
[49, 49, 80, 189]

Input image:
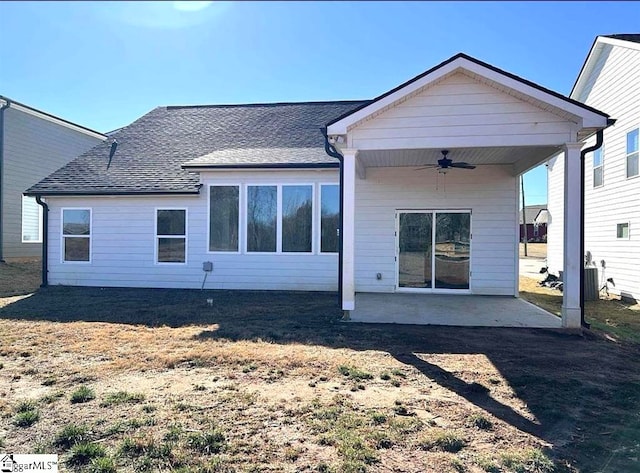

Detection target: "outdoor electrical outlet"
[203, 261, 213, 272]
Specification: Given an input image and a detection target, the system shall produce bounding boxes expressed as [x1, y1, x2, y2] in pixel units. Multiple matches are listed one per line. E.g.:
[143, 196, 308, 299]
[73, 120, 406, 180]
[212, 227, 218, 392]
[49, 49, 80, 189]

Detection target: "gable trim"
[327, 53, 609, 135]
[0, 95, 106, 140]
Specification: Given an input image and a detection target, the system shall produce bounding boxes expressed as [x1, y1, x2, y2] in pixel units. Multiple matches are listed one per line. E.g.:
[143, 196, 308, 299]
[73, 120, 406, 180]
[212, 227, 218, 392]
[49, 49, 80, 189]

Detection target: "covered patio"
[349, 293, 561, 328]
[326, 53, 610, 328]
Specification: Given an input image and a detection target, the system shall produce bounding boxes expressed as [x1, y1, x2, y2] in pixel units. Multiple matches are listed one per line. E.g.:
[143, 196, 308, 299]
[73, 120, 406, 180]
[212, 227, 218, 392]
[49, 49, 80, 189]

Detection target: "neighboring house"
[547, 34, 640, 301]
[519, 204, 548, 242]
[0, 96, 106, 260]
[26, 53, 610, 328]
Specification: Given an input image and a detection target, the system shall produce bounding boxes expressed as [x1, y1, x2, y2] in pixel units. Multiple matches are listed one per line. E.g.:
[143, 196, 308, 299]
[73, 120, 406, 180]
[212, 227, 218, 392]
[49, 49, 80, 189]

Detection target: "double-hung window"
[593, 146, 604, 187]
[62, 209, 91, 262]
[156, 209, 187, 263]
[627, 129, 639, 178]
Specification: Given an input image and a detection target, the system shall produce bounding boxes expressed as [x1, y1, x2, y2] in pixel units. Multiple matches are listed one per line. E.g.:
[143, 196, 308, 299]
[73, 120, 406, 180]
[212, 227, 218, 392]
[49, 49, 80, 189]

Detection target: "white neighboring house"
[26, 53, 610, 328]
[547, 34, 640, 301]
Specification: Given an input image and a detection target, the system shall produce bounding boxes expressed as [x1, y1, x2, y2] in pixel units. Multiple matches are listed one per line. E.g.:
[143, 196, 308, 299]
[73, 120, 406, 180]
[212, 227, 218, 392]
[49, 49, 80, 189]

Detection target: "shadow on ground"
[2, 286, 639, 472]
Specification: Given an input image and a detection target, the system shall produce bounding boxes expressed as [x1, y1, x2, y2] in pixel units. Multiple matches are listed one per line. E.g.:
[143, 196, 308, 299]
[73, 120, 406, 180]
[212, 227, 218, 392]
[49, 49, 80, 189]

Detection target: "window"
[62, 209, 91, 262]
[320, 185, 339, 253]
[627, 129, 639, 178]
[617, 223, 630, 239]
[209, 186, 239, 252]
[156, 209, 186, 263]
[593, 146, 604, 187]
[282, 185, 313, 252]
[22, 196, 42, 243]
[247, 186, 277, 252]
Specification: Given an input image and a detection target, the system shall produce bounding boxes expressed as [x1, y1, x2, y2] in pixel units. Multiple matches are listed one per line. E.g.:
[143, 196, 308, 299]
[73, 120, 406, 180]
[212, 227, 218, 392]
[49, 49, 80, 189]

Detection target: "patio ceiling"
[357, 145, 561, 174]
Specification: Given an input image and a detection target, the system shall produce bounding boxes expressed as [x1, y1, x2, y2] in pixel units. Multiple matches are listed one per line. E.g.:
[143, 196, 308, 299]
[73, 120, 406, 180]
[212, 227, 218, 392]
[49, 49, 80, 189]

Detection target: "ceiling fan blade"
[415, 165, 439, 170]
[449, 162, 476, 169]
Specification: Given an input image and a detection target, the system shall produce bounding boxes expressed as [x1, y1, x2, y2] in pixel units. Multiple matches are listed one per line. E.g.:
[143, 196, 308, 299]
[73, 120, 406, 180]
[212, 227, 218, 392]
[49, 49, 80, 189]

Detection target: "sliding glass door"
[397, 210, 470, 291]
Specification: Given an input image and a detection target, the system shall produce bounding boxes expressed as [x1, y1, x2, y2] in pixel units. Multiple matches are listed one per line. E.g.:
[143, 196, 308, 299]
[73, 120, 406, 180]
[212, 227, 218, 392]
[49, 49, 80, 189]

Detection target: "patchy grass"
[0, 260, 41, 297]
[100, 390, 145, 407]
[520, 275, 640, 343]
[0, 280, 639, 472]
[70, 386, 96, 404]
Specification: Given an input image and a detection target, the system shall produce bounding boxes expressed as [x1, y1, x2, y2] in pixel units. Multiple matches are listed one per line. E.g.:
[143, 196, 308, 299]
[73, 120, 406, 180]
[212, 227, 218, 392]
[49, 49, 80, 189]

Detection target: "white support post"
[342, 148, 358, 311]
[562, 142, 583, 328]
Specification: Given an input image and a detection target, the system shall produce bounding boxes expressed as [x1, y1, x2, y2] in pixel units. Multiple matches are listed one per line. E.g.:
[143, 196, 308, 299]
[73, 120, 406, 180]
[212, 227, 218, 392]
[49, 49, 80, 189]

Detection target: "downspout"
[35, 195, 48, 287]
[0, 99, 8, 262]
[579, 129, 604, 328]
[322, 127, 344, 304]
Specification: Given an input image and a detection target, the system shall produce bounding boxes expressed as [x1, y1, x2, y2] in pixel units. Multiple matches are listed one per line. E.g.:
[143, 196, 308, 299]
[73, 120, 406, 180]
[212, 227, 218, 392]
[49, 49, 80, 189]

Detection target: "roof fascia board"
[0, 96, 106, 140]
[571, 35, 640, 99]
[182, 163, 339, 170]
[24, 190, 201, 197]
[328, 55, 609, 135]
[599, 35, 640, 51]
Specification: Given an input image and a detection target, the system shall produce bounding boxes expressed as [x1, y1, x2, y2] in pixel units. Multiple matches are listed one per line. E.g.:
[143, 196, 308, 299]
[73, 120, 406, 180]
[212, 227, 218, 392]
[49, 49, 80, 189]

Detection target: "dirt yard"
[0, 263, 639, 472]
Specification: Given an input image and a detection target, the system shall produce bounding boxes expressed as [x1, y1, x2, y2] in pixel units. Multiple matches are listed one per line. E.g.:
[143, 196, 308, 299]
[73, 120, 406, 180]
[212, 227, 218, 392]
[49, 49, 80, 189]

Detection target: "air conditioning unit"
[584, 267, 599, 301]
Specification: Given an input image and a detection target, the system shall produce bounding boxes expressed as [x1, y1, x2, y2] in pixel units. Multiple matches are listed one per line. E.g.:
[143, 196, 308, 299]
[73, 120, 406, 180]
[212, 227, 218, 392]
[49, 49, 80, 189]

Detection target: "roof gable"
[327, 53, 609, 136]
[571, 34, 640, 101]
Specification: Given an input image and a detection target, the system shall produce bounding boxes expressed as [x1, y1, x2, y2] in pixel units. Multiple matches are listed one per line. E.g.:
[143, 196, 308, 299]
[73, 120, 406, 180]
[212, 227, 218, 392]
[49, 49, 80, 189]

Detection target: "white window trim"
[21, 196, 43, 243]
[207, 184, 242, 255]
[155, 208, 188, 265]
[61, 208, 92, 264]
[616, 222, 630, 240]
[319, 183, 340, 255]
[244, 183, 316, 255]
[626, 127, 639, 180]
[593, 146, 604, 188]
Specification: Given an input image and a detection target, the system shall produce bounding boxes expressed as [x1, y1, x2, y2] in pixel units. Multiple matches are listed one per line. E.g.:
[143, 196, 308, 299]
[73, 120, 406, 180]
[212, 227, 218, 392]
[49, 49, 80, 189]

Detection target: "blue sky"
[1, 1, 638, 205]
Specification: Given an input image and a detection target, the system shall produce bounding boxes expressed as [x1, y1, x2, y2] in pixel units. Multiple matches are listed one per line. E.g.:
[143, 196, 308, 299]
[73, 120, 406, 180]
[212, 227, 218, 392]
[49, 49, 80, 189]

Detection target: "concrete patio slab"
[348, 293, 561, 328]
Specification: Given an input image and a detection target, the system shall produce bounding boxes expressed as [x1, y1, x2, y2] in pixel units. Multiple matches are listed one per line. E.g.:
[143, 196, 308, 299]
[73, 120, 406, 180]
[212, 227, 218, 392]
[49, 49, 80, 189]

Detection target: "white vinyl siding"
[45, 170, 339, 291]
[348, 72, 576, 151]
[354, 165, 517, 296]
[21, 196, 42, 243]
[547, 41, 640, 300]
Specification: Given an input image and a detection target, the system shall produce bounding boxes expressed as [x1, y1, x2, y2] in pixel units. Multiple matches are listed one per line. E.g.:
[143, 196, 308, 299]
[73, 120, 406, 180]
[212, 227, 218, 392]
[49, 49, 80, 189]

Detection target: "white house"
[26, 53, 610, 328]
[547, 35, 639, 302]
[0, 96, 105, 260]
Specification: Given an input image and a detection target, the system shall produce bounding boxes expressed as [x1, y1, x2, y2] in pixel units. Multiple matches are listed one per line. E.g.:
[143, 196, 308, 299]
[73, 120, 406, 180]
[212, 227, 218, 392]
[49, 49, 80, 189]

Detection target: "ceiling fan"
[418, 150, 476, 173]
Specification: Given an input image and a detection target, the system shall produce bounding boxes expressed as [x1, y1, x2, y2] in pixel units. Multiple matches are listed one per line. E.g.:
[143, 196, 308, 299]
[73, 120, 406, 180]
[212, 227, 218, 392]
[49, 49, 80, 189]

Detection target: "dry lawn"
[0, 263, 639, 473]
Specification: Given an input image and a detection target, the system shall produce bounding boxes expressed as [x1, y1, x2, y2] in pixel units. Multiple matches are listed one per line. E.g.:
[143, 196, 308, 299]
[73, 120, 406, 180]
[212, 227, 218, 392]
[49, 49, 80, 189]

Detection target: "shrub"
[70, 386, 95, 404]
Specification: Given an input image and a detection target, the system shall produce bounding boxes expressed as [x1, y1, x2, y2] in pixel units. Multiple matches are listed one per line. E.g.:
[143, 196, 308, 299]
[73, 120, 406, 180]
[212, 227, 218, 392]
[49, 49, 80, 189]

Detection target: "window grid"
[156, 209, 187, 264]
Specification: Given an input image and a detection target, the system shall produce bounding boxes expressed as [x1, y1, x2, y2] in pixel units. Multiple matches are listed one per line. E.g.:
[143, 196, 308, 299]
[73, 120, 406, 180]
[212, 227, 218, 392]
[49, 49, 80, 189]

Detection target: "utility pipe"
[35, 195, 49, 287]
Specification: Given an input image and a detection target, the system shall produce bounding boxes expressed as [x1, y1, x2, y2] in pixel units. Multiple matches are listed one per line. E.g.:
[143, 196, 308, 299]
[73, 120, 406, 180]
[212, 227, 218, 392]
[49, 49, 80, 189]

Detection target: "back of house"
[0, 97, 105, 260]
[547, 35, 640, 301]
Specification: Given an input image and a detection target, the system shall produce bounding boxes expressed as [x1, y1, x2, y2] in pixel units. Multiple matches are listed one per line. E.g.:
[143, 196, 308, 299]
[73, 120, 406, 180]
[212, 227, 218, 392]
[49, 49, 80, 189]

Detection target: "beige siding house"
[0, 97, 105, 260]
[547, 35, 640, 301]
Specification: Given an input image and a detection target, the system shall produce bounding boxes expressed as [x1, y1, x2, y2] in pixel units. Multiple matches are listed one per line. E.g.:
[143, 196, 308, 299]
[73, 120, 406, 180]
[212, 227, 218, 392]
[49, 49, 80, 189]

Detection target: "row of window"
[60, 184, 340, 263]
[592, 128, 639, 187]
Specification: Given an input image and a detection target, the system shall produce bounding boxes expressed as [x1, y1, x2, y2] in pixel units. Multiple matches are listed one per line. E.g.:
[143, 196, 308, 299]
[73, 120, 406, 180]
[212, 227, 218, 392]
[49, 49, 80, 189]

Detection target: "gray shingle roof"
[26, 101, 366, 195]
[519, 205, 547, 225]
